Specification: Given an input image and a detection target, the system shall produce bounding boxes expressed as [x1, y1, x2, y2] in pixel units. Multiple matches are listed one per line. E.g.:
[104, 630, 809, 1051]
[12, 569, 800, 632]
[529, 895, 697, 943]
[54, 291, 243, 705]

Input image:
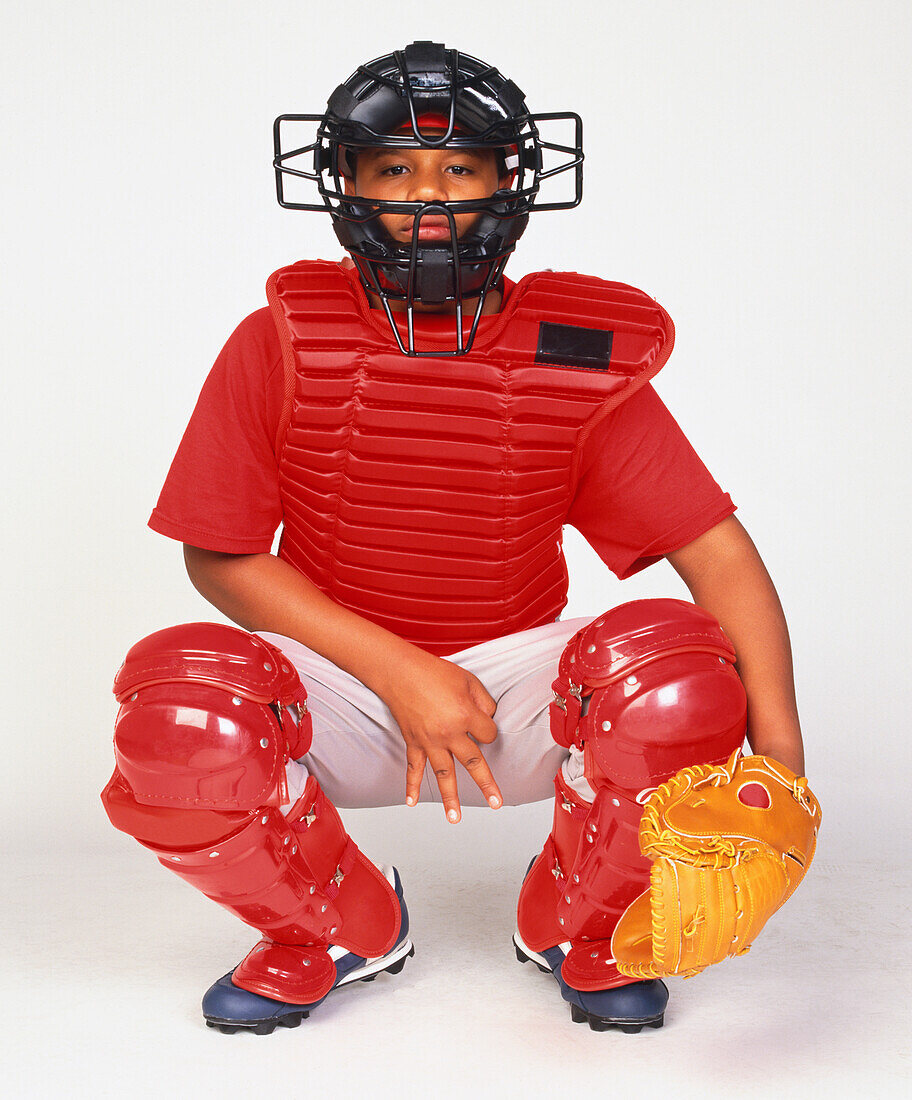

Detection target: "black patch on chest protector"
[535, 322, 614, 371]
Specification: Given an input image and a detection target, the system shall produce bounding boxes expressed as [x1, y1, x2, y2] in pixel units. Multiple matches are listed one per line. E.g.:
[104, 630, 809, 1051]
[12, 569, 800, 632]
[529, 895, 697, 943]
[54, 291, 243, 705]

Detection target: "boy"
[103, 41, 815, 1035]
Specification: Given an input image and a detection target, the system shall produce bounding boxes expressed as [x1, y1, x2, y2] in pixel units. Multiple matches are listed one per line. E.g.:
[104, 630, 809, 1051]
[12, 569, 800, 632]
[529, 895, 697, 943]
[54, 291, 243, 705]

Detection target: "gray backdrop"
[3, 2, 908, 869]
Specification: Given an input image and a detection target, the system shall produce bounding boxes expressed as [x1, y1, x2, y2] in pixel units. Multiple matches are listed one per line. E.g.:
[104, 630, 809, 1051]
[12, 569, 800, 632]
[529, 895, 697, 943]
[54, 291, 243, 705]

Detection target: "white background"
[2, 1, 909, 1095]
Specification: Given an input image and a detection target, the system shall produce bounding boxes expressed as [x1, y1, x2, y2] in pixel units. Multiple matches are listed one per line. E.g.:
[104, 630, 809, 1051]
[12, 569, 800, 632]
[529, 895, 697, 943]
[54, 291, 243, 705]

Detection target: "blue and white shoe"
[513, 930, 667, 1033]
[203, 867, 413, 1034]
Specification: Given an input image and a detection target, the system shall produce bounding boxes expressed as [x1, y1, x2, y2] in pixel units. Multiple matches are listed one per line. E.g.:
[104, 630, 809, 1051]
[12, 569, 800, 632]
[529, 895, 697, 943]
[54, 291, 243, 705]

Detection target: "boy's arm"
[665, 515, 806, 775]
[183, 545, 503, 821]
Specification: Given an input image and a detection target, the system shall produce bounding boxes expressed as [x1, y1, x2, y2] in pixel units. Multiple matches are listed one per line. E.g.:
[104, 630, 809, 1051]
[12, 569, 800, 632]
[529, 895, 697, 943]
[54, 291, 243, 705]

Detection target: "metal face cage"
[273, 41, 584, 356]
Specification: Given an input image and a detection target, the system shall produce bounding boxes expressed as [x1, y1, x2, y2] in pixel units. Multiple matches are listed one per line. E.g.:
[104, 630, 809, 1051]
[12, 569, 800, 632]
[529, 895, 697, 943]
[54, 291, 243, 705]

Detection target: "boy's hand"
[381, 651, 502, 822]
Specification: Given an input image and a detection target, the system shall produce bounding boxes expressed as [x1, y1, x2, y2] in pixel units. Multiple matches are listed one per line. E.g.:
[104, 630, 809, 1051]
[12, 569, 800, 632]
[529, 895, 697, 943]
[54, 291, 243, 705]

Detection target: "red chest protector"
[267, 261, 674, 655]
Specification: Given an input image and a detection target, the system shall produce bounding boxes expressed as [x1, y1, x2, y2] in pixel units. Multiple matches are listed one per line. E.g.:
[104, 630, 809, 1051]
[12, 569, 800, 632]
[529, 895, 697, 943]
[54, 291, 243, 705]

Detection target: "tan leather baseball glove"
[611, 750, 821, 979]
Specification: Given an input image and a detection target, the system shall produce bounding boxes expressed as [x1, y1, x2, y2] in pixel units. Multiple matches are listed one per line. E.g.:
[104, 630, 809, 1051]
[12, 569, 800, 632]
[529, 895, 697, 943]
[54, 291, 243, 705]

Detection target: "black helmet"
[274, 41, 583, 355]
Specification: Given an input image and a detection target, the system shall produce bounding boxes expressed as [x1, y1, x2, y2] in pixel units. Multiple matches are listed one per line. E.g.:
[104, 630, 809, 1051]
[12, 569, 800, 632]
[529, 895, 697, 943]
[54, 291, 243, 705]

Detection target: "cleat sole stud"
[387, 955, 408, 975]
[278, 1013, 306, 1028]
[513, 941, 550, 974]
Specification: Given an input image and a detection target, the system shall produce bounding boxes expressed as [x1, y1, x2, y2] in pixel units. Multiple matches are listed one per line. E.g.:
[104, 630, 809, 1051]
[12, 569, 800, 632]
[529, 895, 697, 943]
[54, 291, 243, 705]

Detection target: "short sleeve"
[148, 308, 286, 553]
[567, 384, 736, 579]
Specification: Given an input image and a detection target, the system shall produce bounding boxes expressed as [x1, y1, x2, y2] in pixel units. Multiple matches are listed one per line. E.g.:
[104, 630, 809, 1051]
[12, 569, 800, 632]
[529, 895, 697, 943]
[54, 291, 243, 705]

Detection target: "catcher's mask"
[273, 40, 583, 356]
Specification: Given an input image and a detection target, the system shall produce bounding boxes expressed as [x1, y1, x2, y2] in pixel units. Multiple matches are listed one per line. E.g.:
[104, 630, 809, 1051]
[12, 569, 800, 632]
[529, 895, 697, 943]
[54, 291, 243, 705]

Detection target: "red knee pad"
[550, 599, 747, 794]
[111, 622, 312, 812]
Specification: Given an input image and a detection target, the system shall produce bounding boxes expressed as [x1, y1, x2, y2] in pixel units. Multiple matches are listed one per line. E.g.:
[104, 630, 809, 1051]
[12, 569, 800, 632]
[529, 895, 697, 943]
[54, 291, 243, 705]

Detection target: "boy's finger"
[428, 749, 462, 823]
[470, 679, 497, 718]
[468, 711, 499, 745]
[455, 739, 503, 809]
[405, 746, 426, 807]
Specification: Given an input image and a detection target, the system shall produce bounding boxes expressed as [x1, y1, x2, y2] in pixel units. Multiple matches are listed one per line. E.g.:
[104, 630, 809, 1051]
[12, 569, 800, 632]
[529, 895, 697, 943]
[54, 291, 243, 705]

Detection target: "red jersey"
[149, 261, 734, 646]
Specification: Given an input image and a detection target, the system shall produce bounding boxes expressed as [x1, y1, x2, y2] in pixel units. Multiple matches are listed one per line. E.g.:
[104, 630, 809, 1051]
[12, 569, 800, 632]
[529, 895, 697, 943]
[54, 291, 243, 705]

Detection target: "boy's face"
[345, 146, 509, 243]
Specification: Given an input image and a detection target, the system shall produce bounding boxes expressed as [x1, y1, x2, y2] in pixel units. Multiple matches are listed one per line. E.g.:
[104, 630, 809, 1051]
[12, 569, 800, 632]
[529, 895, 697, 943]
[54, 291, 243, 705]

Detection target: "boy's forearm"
[667, 517, 806, 775]
[182, 545, 420, 698]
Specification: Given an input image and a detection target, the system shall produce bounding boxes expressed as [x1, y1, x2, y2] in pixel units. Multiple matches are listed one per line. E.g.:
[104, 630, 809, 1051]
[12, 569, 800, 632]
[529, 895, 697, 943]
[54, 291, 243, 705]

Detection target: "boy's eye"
[376, 163, 474, 177]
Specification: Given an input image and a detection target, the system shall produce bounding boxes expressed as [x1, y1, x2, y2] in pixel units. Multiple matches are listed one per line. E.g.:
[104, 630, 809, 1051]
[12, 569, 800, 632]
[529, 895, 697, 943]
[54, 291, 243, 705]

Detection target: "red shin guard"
[102, 622, 401, 1005]
[517, 600, 748, 991]
[104, 770, 401, 1004]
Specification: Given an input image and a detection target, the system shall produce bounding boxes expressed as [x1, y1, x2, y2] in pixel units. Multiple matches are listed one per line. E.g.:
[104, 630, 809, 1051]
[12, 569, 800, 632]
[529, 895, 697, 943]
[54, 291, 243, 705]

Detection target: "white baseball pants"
[258, 616, 596, 811]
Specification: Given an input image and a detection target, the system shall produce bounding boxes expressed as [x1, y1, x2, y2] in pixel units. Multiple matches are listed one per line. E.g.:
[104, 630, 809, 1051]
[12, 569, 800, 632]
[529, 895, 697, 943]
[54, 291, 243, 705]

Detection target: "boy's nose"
[407, 170, 449, 203]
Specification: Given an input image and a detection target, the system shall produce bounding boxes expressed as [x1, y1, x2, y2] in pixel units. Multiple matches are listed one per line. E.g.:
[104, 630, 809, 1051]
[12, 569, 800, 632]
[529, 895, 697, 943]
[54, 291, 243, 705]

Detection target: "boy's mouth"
[402, 215, 453, 241]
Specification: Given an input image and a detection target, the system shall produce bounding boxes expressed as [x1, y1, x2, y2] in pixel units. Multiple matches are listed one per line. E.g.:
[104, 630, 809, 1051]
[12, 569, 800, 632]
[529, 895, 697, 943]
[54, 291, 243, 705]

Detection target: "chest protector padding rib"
[267, 261, 674, 655]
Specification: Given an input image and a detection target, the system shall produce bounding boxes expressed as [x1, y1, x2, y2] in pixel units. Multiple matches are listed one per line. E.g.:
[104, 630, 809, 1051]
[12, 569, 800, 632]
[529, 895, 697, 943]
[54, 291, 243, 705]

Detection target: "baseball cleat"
[514, 930, 667, 1033]
[203, 867, 412, 1034]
